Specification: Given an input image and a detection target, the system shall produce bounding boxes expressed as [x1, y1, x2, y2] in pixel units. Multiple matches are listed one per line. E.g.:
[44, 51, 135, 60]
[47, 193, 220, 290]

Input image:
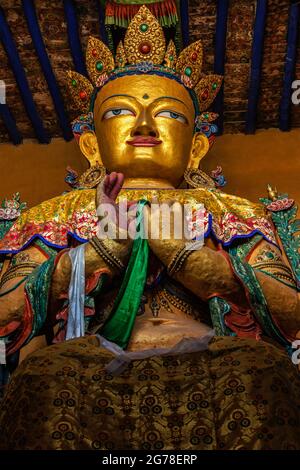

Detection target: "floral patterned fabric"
[0, 188, 277, 254]
[0, 335, 299, 450]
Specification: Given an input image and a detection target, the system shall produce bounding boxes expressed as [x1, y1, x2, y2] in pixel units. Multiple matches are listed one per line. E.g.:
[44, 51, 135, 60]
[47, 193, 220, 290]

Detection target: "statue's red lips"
[126, 136, 162, 147]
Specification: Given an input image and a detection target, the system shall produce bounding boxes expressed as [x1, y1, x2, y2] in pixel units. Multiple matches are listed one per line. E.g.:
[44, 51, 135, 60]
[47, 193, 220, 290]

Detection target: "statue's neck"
[123, 178, 175, 190]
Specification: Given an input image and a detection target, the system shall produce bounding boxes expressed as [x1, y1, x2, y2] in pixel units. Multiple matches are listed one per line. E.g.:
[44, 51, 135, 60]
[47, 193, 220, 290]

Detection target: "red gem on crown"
[79, 90, 88, 101]
[201, 89, 209, 101]
[139, 42, 151, 55]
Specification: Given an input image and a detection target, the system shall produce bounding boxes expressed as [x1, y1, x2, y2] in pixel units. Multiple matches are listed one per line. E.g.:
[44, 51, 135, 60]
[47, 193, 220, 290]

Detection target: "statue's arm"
[48, 241, 123, 315]
[0, 240, 124, 345]
[149, 237, 300, 339]
[247, 239, 300, 337]
[0, 245, 46, 327]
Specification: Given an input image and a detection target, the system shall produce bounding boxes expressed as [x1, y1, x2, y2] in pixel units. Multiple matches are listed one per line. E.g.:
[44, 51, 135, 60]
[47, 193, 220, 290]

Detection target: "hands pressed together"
[95, 172, 196, 270]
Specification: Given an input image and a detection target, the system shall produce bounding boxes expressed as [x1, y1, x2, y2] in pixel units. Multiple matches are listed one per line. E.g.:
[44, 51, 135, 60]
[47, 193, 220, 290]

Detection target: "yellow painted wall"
[203, 129, 300, 208]
[0, 128, 299, 208]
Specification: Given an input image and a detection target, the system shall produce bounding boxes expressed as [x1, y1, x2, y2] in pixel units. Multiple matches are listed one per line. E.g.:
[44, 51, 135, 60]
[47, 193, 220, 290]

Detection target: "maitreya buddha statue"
[0, 6, 300, 450]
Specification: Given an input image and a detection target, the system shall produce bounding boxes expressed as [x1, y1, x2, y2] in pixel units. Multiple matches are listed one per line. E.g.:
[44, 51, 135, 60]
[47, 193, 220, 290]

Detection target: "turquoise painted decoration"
[260, 191, 300, 288]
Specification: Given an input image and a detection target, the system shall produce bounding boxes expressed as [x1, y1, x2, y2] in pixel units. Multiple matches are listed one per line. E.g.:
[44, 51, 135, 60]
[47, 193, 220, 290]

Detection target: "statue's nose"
[130, 112, 159, 138]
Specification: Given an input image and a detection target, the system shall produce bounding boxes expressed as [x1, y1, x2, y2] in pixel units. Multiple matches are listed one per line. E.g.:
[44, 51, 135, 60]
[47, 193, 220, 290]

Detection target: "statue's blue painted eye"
[155, 110, 187, 124]
[103, 108, 135, 120]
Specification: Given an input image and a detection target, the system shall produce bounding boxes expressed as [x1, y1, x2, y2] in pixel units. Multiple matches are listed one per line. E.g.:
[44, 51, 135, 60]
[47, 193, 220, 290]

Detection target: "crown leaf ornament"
[66, 71, 94, 114]
[115, 41, 127, 68]
[86, 36, 115, 84]
[67, 6, 223, 131]
[123, 5, 166, 64]
[175, 40, 203, 87]
[164, 39, 177, 68]
[195, 74, 223, 112]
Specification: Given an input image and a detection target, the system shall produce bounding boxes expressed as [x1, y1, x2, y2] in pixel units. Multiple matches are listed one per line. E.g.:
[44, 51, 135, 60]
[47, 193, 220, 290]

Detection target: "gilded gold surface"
[195, 74, 223, 112]
[64, 6, 223, 132]
[92, 74, 205, 188]
[5, 187, 268, 232]
[115, 41, 127, 68]
[164, 40, 177, 68]
[123, 5, 166, 65]
[1, 11, 300, 450]
[176, 40, 203, 86]
[86, 36, 115, 85]
[66, 71, 94, 114]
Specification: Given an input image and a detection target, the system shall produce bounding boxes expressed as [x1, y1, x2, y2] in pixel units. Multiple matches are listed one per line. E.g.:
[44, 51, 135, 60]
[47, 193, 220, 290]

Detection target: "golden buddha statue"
[0, 7, 300, 450]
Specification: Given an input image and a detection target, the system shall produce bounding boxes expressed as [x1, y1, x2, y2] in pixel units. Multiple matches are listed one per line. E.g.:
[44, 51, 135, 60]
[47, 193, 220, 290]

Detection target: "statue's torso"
[127, 292, 213, 351]
[0, 187, 278, 354]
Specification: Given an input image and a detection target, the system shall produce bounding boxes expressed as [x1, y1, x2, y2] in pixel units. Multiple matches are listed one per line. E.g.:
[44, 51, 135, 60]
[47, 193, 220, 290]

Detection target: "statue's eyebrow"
[152, 96, 189, 110]
[96, 94, 138, 117]
[100, 94, 137, 106]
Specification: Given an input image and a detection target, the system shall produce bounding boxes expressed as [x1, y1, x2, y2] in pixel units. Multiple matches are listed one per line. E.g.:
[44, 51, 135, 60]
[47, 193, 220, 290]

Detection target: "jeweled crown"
[67, 5, 222, 123]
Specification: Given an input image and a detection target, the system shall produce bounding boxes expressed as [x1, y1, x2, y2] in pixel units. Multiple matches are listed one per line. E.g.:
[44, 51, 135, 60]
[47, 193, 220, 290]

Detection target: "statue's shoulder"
[21, 189, 96, 224]
[181, 188, 277, 247]
[0, 189, 97, 254]
[182, 188, 268, 219]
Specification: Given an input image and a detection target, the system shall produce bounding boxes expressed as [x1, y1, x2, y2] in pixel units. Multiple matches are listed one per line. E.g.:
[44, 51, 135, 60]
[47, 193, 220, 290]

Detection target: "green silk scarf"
[101, 200, 149, 349]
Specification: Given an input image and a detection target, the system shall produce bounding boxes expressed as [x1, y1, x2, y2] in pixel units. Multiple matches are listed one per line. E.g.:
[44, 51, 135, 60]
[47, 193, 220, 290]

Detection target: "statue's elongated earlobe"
[78, 131, 106, 189]
[187, 132, 210, 169]
[79, 131, 104, 168]
[184, 132, 215, 189]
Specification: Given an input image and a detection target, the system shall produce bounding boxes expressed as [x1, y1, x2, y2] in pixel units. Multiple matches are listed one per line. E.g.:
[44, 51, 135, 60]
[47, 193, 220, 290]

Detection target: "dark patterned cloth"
[0, 335, 299, 450]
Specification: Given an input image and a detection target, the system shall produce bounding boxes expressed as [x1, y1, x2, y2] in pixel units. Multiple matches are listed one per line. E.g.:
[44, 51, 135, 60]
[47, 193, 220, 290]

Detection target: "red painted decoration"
[201, 89, 209, 101]
[139, 42, 151, 54]
[79, 90, 87, 101]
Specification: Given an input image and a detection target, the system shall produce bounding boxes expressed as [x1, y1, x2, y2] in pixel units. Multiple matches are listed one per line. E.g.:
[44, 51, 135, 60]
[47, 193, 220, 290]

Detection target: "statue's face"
[93, 75, 196, 187]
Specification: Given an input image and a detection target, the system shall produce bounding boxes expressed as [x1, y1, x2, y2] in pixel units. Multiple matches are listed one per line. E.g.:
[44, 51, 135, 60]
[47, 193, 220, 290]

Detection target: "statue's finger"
[110, 172, 124, 200]
[106, 172, 118, 196]
[96, 177, 107, 206]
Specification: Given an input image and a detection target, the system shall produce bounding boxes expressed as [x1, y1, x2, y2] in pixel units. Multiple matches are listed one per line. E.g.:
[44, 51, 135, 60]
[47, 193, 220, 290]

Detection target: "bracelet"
[252, 261, 296, 286]
[167, 240, 203, 277]
[252, 261, 294, 275]
[0, 277, 27, 297]
[0, 271, 33, 290]
[90, 237, 125, 272]
[0, 262, 39, 289]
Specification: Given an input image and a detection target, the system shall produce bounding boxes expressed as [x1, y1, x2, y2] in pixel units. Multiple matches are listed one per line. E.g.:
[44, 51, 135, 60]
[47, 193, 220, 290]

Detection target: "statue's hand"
[95, 172, 134, 265]
[144, 201, 187, 267]
[96, 172, 124, 207]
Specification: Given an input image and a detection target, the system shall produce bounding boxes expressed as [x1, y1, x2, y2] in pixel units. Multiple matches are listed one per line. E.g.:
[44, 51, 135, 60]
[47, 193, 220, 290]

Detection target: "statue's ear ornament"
[184, 168, 216, 190]
[71, 112, 95, 143]
[65, 163, 106, 191]
[78, 163, 106, 189]
[195, 115, 219, 148]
